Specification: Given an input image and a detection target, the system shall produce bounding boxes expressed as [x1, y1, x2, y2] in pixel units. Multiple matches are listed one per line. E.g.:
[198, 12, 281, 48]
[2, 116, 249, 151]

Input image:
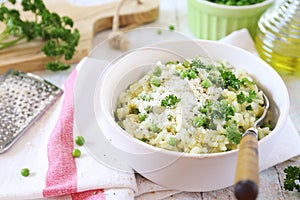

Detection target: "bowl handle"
[234, 131, 259, 200]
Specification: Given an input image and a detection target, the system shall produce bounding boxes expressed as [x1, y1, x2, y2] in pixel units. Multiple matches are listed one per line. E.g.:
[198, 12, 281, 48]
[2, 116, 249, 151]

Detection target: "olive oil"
[255, 0, 300, 76]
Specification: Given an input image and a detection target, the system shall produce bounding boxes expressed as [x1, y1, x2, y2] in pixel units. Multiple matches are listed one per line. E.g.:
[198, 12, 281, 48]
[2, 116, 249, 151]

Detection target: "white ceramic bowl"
[94, 40, 289, 192]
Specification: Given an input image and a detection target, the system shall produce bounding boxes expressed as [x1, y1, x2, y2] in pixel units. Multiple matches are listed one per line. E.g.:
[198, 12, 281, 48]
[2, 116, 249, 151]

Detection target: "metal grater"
[0, 69, 63, 153]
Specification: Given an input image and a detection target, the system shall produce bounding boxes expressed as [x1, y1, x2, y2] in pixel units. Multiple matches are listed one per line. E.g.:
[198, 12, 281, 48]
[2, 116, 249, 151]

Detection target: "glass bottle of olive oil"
[255, 0, 300, 76]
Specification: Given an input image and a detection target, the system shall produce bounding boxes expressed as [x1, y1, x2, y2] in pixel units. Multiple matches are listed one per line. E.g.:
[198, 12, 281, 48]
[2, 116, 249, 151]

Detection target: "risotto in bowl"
[94, 40, 289, 191]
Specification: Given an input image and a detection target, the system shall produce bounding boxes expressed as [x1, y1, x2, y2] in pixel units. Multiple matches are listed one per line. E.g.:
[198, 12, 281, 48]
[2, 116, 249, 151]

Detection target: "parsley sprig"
[161, 94, 181, 108]
[284, 166, 300, 192]
[225, 123, 242, 144]
[0, 0, 80, 71]
[219, 68, 240, 91]
[237, 90, 256, 104]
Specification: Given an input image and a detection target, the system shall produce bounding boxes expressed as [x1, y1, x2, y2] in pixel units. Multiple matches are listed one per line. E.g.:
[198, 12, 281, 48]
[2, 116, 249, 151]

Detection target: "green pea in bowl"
[187, 0, 274, 40]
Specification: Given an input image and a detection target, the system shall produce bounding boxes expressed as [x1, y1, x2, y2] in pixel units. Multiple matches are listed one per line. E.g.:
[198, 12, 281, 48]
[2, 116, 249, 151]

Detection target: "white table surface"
[34, 0, 300, 199]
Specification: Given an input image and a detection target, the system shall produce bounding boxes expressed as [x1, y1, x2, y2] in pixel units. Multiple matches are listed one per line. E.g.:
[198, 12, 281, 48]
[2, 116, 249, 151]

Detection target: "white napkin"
[0, 28, 299, 200]
[219, 29, 259, 55]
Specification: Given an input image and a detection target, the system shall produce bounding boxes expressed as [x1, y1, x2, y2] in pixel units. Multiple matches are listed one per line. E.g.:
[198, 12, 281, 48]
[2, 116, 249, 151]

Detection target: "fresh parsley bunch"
[0, 0, 80, 71]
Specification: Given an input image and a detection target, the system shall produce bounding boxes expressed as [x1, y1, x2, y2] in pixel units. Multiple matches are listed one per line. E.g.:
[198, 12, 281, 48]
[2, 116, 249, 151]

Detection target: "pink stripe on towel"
[71, 189, 105, 200]
[43, 69, 78, 197]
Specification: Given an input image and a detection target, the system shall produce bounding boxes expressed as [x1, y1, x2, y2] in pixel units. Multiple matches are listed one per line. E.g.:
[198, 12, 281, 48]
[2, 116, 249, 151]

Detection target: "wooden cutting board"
[0, 0, 159, 74]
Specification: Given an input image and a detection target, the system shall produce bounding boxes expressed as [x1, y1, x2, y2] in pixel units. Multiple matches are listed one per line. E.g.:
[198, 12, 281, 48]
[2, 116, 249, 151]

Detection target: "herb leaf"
[193, 113, 208, 128]
[237, 90, 256, 104]
[161, 94, 181, 108]
[284, 166, 300, 192]
[225, 124, 241, 144]
[219, 68, 240, 91]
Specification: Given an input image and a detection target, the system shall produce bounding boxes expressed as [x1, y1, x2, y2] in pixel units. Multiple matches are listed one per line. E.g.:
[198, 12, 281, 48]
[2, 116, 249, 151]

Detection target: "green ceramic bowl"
[188, 0, 274, 40]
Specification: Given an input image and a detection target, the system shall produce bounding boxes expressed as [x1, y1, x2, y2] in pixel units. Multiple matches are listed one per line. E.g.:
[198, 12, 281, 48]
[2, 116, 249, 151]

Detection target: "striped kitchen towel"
[0, 66, 137, 200]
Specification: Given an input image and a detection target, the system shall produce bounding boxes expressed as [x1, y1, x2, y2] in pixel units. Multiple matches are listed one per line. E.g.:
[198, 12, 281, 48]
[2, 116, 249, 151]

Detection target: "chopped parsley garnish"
[192, 114, 208, 128]
[208, 74, 224, 87]
[225, 124, 242, 144]
[139, 114, 147, 122]
[246, 105, 253, 110]
[199, 106, 208, 114]
[241, 77, 255, 86]
[197, 100, 234, 129]
[248, 90, 257, 103]
[161, 94, 181, 108]
[199, 102, 212, 114]
[144, 106, 153, 113]
[237, 92, 246, 104]
[225, 105, 235, 120]
[138, 94, 153, 102]
[191, 59, 207, 69]
[237, 90, 256, 104]
[211, 100, 235, 121]
[219, 68, 240, 91]
[283, 166, 300, 192]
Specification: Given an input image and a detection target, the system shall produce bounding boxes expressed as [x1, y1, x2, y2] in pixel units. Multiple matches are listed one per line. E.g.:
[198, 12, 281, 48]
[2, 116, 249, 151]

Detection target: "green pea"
[226, 1, 235, 5]
[169, 25, 175, 31]
[201, 78, 212, 88]
[149, 123, 160, 133]
[75, 136, 85, 146]
[72, 148, 81, 158]
[207, 0, 265, 6]
[237, 1, 244, 5]
[21, 168, 30, 177]
[168, 137, 177, 146]
[182, 60, 190, 68]
[150, 77, 161, 87]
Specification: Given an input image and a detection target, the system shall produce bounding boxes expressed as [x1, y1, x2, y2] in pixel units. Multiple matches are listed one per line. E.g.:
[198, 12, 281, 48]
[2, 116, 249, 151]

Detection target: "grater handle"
[234, 130, 259, 200]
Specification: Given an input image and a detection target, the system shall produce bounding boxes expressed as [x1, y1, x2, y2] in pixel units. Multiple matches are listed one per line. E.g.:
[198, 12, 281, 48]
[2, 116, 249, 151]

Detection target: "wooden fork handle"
[234, 132, 259, 200]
